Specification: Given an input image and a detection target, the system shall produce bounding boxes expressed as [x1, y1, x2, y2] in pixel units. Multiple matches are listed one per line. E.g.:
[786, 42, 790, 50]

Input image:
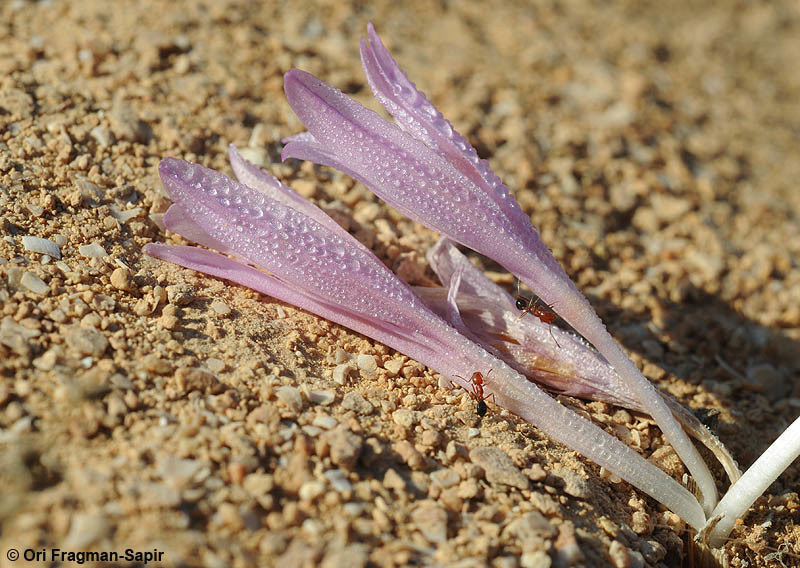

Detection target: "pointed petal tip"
[158, 156, 190, 182]
[142, 242, 162, 258]
[283, 68, 308, 90]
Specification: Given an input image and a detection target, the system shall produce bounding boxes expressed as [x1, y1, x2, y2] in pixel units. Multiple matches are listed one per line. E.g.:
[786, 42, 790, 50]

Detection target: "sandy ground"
[1, 1, 799, 566]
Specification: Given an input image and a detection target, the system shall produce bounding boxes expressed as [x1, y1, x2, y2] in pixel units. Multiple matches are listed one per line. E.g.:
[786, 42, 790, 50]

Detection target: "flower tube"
[420, 238, 739, 485]
[144, 149, 705, 530]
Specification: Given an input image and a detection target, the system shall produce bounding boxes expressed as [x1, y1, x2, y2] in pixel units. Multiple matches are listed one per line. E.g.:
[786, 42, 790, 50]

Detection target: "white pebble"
[26, 204, 44, 217]
[210, 299, 231, 315]
[78, 242, 107, 258]
[109, 205, 141, 224]
[356, 354, 378, 376]
[309, 390, 335, 405]
[90, 125, 114, 147]
[298, 480, 325, 501]
[22, 236, 61, 259]
[468, 427, 480, 439]
[20, 271, 49, 295]
[301, 425, 322, 437]
[324, 469, 353, 493]
[312, 414, 338, 430]
[334, 348, 352, 363]
[275, 385, 302, 413]
[55, 260, 72, 273]
[333, 362, 355, 385]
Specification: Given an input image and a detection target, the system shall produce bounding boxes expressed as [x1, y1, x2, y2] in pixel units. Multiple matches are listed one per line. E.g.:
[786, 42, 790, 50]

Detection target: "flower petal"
[360, 24, 534, 241]
[282, 69, 535, 263]
[229, 144, 348, 239]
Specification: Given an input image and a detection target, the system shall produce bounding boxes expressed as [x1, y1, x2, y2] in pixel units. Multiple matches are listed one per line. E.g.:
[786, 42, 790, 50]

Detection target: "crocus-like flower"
[144, 146, 706, 530]
[420, 238, 741, 486]
[281, 23, 718, 513]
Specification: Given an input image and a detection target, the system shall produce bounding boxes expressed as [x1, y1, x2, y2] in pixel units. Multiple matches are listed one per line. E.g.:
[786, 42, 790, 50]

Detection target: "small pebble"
[608, 540, 631, 568]
[392, 408, 419, 428]
[174, 367, 223, 393]
[341, 391, 373, 415]
[383, 468, 406, 492]
[395, 440, 425, 471]
[503, 511, 557, 541]
[166, 284, 196, 306]
[430, 469, 460, 489]
[20, 271, 49, 295]
[90, 125, 114, 147]
[309, 390, 335, 405]
[65, 326, 108, 357]
[143, 354, 173, 375]
[313, 415, 338, 430]
[26, 204, 44, 217]
[520, 551, 552, 568]
[356, 353, 377, 376]
[410, 502, 448, 543]
[158, 314, 179, 330]
[78, 242, 107, 258]
[110, 267, 134, 291]
[383, 357, 404, 376]
[210, 299, 231, 315]
[333, 362, 355, 385]
[275, 385, 303, 413]
[22, 236, 61, 258]
[324, 426, 362, 469]
[550, 466, 591, 500]
[469, 446, 528, 490]
[553, 523, 583, 565]
[298, 480, 325, 501]
[323, 469, 352, 493]
[334, 348, 352, 363]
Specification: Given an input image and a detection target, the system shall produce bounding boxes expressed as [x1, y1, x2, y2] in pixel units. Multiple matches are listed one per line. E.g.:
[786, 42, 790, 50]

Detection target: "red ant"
[455, 370, 496, 417]
[514, 280, 561, 348]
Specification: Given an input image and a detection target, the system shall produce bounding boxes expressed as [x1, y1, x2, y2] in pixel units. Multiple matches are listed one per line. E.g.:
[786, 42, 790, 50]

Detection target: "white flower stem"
[706, 414, 800, 547]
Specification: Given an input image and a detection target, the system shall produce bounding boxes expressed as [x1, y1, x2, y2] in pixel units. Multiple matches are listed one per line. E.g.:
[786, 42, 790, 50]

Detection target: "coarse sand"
[1, 1, 799, 567]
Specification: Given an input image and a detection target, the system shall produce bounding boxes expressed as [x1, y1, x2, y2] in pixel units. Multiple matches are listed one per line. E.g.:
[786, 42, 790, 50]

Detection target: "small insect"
[455, 370, 496, 417]
[514, 280, 561, 348]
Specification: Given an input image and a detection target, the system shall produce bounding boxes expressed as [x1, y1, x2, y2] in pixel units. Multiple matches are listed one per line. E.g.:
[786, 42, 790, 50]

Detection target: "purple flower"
[144, 146, 705, 530]
[281, 23, 718, 513]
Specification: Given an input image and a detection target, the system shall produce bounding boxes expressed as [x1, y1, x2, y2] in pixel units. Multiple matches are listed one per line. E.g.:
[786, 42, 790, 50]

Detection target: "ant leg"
[548, 325, 561, 349]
